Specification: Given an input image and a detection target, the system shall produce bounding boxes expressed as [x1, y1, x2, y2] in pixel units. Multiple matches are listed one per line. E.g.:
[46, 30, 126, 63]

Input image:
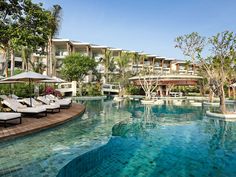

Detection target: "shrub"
[126, 85, 142, 95]
[78, 83, 102, 96]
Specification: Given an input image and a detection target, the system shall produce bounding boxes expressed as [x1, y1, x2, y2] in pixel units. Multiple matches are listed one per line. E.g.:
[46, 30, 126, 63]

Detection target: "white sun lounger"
[39, 96, 71, 109]
[2, 99, 47, 117]
[0, 112, 22, 127]
[47, 94, 72, 103]
[23, 98, 60, 113]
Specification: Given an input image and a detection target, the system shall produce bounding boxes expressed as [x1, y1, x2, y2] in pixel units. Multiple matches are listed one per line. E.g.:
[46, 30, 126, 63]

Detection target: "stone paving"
[0, 103, 85, 140]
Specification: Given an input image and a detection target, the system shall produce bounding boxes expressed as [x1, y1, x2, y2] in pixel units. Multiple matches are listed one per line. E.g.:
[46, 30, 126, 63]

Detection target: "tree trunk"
[78, 81, 82, 96]
[209, 89, 214, 103]
[46, 45, 49, 75]
[10, 49, 15, 76]
[219, 85, 226, 114]
[48, 39, 53, 76]
[1, 49, 6, 75]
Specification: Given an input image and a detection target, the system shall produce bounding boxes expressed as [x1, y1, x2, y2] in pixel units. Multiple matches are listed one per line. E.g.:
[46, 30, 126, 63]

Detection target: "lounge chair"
[0, 112, 22, 127]
[23, 98, 60, 113]
[47, 94, 72, 103]
[2, 99, 47, 117]
[38, 96, 71, 109]
[0, 95, 9, 100]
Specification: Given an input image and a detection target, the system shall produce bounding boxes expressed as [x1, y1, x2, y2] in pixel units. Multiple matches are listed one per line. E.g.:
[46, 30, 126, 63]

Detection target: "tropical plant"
[0, 0, 52, 76]
[138, 68, 160, 100]
[48, 5, 62, 76]
[101, 50, 116, 83]
[199, 31, 236, 113]
[175, 32, 206, 63]
[115, 51, 131, 79]
[61, 53, 97, 96]
[130, 52, 142, 74]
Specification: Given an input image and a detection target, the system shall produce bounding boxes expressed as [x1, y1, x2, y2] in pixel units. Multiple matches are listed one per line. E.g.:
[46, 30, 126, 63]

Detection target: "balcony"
[162, 67, 170, 74]
[178, 69, 187, 74]
[93, 54, 104, 62]
[188, 70, 195, 75]
[143, 61, 151, 66]
[55, 50, 69, 59]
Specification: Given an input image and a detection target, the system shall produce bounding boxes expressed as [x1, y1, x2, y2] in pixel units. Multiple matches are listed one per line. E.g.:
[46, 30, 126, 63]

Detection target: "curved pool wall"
[57, 136, 141, 177]
[1, 99, 236, 177]
[57, 102, 236, 177]
[0, 99, 131, 177]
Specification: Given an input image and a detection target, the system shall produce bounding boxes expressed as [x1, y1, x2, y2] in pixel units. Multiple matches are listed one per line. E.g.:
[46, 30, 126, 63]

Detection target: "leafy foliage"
[81, 83, 102, 96]
[199, 31, 236, 113]
[175, 32, 206, 62]
[61, 53, 97, 81]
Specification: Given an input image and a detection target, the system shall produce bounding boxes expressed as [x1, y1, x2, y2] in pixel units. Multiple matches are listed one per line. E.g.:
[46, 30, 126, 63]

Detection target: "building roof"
[109, 48, 122, 51]
[71, 41, 90, 45]
[52, 38, 70, 42]
[90, 45, 108, 49]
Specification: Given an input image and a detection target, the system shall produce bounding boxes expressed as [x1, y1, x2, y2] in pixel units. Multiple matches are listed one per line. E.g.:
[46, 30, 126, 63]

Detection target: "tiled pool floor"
[0, 100, 130, 177]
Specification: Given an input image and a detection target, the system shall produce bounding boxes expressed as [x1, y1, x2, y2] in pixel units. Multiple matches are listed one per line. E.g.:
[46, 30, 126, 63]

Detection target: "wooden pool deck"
[0, 103, 85, 141]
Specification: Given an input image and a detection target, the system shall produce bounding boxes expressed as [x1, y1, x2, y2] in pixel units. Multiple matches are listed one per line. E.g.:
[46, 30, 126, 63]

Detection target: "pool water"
[0, 100, 130, 177]
[57, 100, 236, 177]
[1, 99, 236, 177]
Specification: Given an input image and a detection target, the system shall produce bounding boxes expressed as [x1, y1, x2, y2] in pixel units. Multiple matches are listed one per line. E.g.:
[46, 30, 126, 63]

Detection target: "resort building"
[0, 38, 202, 96]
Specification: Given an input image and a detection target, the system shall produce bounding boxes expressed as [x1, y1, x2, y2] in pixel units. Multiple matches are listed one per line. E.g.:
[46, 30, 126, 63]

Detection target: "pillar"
[71, 81, 77, 97]
[233, 87, 236, 99]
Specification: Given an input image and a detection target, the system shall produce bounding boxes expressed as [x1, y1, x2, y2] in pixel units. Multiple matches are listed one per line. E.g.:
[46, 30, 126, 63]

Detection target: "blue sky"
[34, 0, 236, 59]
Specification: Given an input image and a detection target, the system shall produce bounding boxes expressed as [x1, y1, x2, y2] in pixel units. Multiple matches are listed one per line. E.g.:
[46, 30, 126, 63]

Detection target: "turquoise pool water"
[1, 99, 236, 177]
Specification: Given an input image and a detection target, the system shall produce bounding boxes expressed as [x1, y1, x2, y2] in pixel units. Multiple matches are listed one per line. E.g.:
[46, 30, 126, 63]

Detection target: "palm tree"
[115, 51, 131, 79]
[48, 5, 62, 76]
[101, 50, 115, 83]
[115, 51, 131, 96]
[130, 52, 141, 75]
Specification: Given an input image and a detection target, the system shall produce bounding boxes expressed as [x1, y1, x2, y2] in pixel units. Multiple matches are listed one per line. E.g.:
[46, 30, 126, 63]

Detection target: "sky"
[34, 0, 236, 59]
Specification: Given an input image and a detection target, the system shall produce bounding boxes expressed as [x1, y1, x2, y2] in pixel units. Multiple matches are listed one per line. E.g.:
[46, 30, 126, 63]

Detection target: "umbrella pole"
[29, 78, 32, 107]
[45, 82, 46, 98]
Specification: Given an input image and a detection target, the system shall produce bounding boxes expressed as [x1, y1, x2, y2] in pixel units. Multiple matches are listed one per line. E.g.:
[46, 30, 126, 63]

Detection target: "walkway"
[0, 103, 85, 140]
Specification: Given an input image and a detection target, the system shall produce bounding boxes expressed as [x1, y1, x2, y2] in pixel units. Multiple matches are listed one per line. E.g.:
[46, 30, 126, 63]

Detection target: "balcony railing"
[55, 50, 68, 58]
[178, 69, 187, 74]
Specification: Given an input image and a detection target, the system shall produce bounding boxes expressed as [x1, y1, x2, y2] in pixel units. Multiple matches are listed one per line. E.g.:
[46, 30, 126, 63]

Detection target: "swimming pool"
[1, 99, 236, 177]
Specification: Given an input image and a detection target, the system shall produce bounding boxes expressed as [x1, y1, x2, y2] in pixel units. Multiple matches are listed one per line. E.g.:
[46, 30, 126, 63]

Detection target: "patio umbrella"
[3, 71, 54, 106]
[42, 76, 66, 83]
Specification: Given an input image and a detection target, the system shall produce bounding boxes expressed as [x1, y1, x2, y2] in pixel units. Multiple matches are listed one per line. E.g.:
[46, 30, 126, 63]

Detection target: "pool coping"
[206, 110, 236, 119]
[0, 103, 86, 141]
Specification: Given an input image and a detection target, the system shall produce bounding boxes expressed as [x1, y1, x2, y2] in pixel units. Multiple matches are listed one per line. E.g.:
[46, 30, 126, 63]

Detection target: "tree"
[175, 32, 206, 63]
[100, 50, 115, 83]
[48, 5, 62, 76]
[115, 51, 131, 79]
[61, 53, 97, 95]
[114, 51, 131, 96]
[0, 0, 52, 76]
[0, 0, 24, 76]
[138, 68, 160, 100]
[199, 31, 236, 113]
[130, 52, 142, 75]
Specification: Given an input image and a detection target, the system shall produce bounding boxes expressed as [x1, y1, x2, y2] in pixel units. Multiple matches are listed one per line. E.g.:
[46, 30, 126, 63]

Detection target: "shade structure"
[42, 76, 66, 83]
[2, 71, 53, 82]
[2, 71, 54, 106]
